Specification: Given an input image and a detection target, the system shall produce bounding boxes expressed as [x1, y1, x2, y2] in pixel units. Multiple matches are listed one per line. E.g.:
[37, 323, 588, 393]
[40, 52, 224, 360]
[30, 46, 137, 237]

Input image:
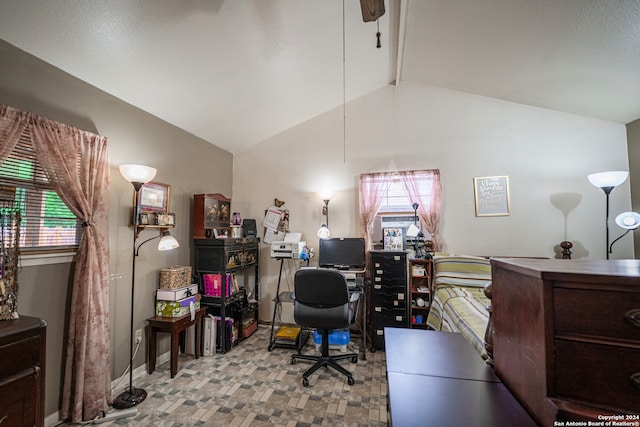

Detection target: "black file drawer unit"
[370, 250, 408, 350]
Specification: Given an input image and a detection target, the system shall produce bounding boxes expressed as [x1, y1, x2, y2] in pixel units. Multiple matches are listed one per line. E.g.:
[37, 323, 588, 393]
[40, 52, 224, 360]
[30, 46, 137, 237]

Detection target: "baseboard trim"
[44, 351, 170, 427]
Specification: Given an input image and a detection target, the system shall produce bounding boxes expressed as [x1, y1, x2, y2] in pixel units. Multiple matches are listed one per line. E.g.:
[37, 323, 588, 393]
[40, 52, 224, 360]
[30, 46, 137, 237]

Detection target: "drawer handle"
[631, 372, 640, 391]
[624, 309, 640, 328]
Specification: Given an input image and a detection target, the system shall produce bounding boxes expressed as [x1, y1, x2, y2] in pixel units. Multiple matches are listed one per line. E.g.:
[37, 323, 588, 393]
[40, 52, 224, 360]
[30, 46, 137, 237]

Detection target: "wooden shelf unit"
[408, 258, 432, 328]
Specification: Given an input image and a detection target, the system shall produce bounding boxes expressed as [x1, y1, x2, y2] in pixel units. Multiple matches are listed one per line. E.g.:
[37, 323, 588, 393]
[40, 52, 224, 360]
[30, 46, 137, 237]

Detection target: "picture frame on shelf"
[137, 181, 170, 213]
[156, 212, 175, 226]
[213, 228, 230, 239]
[383, 227, 403, 250]
[139, 212, 150, 225]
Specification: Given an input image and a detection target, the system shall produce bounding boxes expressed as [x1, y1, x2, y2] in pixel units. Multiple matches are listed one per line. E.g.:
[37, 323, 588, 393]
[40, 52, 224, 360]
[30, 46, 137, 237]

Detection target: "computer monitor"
[318, 237, 366, 270]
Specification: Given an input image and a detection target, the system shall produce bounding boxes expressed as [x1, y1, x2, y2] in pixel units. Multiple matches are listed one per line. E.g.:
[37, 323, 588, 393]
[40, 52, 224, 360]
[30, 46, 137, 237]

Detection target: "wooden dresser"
[0, 316, 47, 427]
[491, 258, 640, 425]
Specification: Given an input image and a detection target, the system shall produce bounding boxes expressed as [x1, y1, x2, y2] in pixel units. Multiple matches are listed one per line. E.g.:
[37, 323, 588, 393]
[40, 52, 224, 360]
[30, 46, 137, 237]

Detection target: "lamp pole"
[113, 181, 147, 408]
[603, 186, 613, 260]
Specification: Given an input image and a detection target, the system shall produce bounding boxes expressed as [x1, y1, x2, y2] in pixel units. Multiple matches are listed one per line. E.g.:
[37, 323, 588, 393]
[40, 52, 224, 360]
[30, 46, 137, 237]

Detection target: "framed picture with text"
[137, 181, 170, 213]
[473, 176, 510, 217]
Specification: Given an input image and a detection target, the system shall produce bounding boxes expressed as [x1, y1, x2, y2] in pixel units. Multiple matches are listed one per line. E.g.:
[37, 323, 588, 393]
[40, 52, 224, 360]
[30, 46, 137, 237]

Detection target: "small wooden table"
[147, 306, 207, 378]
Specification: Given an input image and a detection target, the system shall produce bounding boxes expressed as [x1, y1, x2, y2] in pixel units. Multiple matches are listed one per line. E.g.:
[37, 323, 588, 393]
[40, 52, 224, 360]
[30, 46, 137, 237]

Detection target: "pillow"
[433, 255, 491, 288]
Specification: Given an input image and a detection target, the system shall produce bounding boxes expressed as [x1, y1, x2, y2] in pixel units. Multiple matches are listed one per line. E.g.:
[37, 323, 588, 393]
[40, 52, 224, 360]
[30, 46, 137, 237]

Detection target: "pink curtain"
[0, 105, 26, 161]
[0, 104, 112, 422]
[359, 172, 391, 275]
[398, 170, 442, 251]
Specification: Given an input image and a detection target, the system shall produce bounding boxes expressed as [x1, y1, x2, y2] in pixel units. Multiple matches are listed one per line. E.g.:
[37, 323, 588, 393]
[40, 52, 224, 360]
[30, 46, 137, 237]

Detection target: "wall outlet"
[135, 328, 143, 344]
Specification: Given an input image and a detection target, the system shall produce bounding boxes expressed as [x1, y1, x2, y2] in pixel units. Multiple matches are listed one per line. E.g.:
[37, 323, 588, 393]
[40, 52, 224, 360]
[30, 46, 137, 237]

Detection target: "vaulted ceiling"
[1, 0, 639, 154]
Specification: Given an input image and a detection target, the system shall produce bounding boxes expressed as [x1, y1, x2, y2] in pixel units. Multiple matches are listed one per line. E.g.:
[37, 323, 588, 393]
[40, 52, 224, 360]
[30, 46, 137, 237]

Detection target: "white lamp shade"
[158, 233, 180, 251]
[587, 171, 628, 188]
[317, 225, 331, 239]
[317, 191, 335, 201]
[615, 212, 640, 230]
[406, 224, 420, 238]
[120, 164, 157, 184]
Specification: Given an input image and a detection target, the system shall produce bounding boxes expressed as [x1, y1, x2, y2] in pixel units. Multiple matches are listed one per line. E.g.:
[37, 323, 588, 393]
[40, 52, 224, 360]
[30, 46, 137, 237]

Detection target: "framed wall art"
[137, 181, 170, 213]
[473, 176, 510, 217]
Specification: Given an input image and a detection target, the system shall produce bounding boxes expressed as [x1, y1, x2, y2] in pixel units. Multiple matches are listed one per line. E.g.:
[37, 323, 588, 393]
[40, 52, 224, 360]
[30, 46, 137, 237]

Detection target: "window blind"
[0, 128, 80, 251]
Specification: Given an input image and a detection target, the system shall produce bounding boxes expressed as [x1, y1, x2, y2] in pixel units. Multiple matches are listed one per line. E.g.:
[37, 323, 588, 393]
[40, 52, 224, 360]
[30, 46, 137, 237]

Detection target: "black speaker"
[242, 219, 257, 237]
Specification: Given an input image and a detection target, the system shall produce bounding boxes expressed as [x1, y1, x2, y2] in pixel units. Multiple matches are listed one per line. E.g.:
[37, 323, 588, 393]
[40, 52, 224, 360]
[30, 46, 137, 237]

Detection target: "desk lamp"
[587, 171, 628, 259]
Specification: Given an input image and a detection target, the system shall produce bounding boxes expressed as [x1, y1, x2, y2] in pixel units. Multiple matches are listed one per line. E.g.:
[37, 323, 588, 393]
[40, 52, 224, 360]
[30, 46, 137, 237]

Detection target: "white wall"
[233, 83, 631, 324]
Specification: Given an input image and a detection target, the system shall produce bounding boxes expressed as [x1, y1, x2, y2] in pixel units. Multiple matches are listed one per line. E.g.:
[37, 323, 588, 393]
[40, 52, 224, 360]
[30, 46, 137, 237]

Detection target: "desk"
[384, 328, 499, 382]
[384, 328, 535, 427]
[147, 307, 206, 378]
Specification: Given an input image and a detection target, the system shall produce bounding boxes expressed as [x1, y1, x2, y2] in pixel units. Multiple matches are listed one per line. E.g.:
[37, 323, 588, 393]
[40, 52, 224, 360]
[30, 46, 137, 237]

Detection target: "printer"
[270, 232, 306, 259]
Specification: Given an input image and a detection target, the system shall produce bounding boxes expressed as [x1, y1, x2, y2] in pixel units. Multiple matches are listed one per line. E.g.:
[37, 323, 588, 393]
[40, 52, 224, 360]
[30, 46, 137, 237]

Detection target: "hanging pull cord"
[376, 20, 381, 48]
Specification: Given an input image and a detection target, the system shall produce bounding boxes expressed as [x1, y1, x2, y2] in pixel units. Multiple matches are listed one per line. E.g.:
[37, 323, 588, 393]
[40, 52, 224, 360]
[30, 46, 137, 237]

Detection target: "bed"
[425, 255, 492, 359]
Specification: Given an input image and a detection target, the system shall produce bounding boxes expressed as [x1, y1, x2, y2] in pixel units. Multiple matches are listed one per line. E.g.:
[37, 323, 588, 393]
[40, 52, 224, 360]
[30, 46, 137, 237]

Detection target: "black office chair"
[290, 268, 358, 387]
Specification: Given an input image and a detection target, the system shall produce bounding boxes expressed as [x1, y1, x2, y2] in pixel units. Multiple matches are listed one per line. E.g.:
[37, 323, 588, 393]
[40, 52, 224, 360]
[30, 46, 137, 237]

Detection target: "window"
[0, 130, 81, 252]
[360, 169, 441, 251]
[376, 172, 439, 214]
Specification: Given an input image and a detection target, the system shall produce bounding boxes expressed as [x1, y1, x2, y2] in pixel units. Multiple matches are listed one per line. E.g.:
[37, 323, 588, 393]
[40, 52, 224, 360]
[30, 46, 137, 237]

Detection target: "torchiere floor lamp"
[114, 164, 179, 409]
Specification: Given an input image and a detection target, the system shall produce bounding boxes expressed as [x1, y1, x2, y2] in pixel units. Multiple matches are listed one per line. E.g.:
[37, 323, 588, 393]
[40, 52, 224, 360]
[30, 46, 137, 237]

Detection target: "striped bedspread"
[426, 255, 491, 359]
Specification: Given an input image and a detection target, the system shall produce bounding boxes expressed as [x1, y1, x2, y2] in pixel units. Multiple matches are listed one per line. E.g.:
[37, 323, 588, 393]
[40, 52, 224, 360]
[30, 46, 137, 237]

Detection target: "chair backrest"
[293, 268, 351, 329]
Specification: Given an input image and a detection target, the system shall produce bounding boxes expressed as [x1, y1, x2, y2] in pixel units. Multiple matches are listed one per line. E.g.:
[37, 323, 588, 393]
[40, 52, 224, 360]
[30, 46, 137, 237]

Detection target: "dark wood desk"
[384, 327, 535, 427]
[147, 306, 206, 378]
[384, 328, 500, 382]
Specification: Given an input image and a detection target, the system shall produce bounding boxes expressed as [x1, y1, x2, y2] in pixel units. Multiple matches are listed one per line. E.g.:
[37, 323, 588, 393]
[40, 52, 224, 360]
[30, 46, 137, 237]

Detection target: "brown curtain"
[0, 104, 112, 422]
[398, 170, 442, 251]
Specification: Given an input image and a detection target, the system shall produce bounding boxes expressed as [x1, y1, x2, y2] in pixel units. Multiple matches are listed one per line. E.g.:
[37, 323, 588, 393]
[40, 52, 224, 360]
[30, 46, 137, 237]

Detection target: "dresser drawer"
[372, 306, 407, 324]
[371, 289, 406, 306]
[0, 335, 41, 379]
[554, 287, 640, 341]
[555, 339, 640, 411]
[372, 255, 406, 276]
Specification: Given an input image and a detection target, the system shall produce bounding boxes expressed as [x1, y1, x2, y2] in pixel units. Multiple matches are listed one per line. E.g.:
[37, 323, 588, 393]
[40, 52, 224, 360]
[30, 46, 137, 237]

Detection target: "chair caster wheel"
[290, 357, 296, 365]
[347, 376, 355, 385]
[302, 378, 309, 387]
[351, 356, 358, 363]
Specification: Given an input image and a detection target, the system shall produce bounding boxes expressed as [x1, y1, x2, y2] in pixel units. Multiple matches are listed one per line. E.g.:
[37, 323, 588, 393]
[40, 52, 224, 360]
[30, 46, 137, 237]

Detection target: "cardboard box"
[156, 283, 198, 301]
[159, 265, 192, 289]
[155, 294, 200, 317]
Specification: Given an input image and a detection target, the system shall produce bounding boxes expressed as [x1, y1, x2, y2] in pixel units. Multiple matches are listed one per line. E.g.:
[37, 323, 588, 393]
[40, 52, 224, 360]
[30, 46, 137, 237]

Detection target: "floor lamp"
[608, 211, 640, 255]
[317, 192, 334, 239]
[587, 170, 629, 259]
[114, 164, 179, 409]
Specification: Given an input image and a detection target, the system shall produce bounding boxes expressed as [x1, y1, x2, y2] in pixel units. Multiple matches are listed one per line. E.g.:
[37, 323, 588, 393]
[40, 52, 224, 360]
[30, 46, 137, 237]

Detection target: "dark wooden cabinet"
[491, 258, 640, 425]
[369, 251, 408, 350]
[0, 316, 47, 427]
[194, 237, 259, 353]
[193, 193, 231, 239]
